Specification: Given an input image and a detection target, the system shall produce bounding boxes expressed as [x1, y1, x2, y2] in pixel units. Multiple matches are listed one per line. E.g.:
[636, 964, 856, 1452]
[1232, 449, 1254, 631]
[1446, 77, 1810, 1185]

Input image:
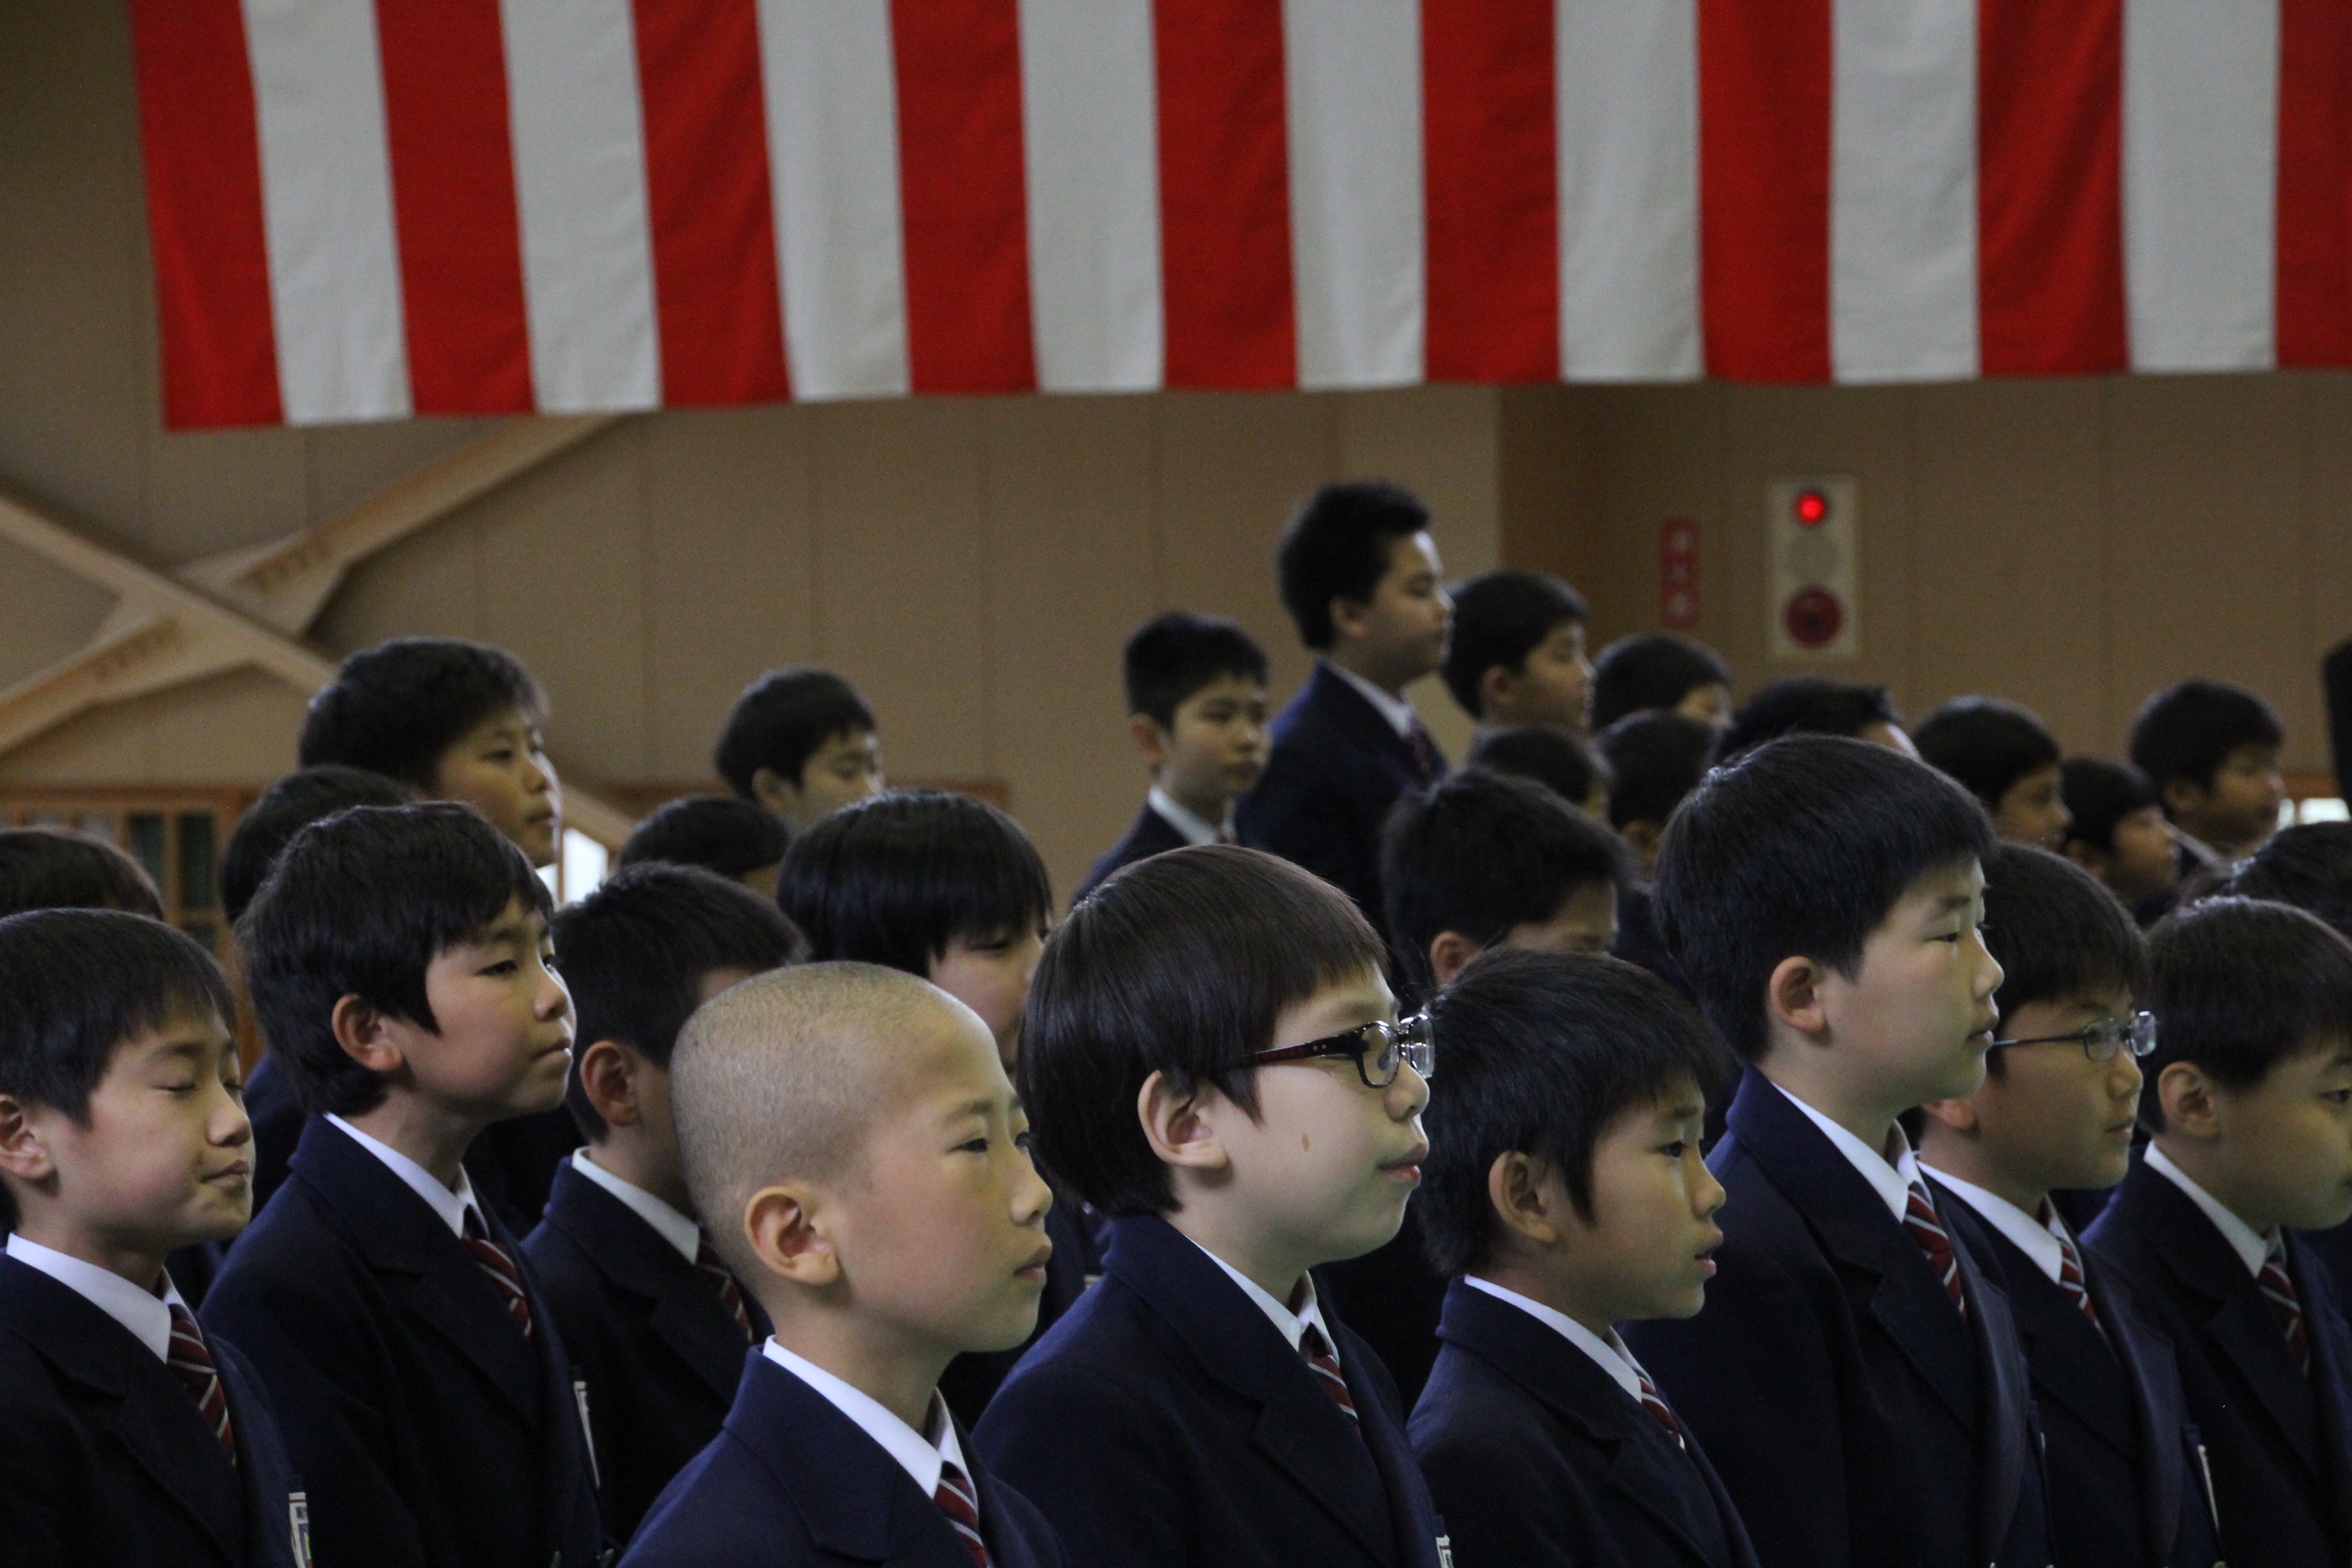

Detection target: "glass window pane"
[178, 813, 217, 911]
[129, 813, 167, 887]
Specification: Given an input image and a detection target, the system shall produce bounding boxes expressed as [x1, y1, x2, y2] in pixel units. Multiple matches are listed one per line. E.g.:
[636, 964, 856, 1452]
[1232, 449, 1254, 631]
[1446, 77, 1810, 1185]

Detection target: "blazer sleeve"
[1417, 1427, 1607, 1568]
[975, 1360, 1192, 1568]
[0, 1372, 75, 1568]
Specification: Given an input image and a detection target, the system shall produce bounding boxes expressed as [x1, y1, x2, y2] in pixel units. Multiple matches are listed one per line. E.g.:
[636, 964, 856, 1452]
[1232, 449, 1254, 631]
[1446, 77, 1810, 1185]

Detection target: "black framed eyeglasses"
[1250, 1013, 1433, 1088]
[1990, 1011, 2157, 1063]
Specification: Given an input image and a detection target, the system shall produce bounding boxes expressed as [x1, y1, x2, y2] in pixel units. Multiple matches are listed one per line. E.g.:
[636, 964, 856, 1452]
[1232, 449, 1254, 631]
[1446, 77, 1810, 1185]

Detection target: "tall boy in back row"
[1622, 736, 2046, 1568]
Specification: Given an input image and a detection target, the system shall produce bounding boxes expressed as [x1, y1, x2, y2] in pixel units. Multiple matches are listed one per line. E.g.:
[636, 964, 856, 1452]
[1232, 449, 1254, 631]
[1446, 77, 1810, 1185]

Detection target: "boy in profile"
[0, 910, 302, 1568]
[1620, 737, 2045, 1568]
[617, 795, 791, 900]
[1077, 610, 1269, 902]
[1464, 722, 1612, 819]
[1915, 697, 2072, 849]
[1914, 845, 2216, 1568]
[1596, 710, 1716, 876]
[978, 846, 1448, 1568]
[1591, 632, 1735, 732]
[1439, 568, 1593, 734]
[525, 864, 806, 1543]
[0, 826, 164, 919]
[203, 805, 600, 1568]
[623, 963, 1064, 1568]
[2086, 898, 2352, 1567]
[1411, 949, 1754, 1568]
[2128, 679, 2286, 872]
[1239, 480, 1453, 928]
[713, 666, 884, 832]
[2060, 758, 2180, 919]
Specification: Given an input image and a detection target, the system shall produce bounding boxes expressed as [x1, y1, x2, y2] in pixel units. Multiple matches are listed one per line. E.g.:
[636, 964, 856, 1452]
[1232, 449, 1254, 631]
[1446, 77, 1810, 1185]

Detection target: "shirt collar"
[2146, 1142, 2274, 1277]
[1323, 659, 1419, 740]
[570, 1149, 702, 1265]
[1921, 1165, 2069, 1285]
[325, 1113, 483, 1239]
[1772, 1082, 1918, 1225]
[1462, 1276, 1652, 1403]
[1146, 785, 1231, 849]
[1186, 1236, 1337, 1366]
[5, 1232, 184, 1361]
[760, 1338, 967, 1503]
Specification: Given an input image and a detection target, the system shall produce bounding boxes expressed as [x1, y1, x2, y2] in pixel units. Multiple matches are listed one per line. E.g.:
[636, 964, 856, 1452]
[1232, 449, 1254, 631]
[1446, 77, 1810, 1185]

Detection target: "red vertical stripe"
[127, 0, 282, 428]
[1422, 0, 1558, 383]
[374, 0, 532, 414]
[2277, 0, 2352, 368]
[891, 0, 1036, 393]
[1977, 0, 2126, 376]
[633, 0, 791, 405]
[1153, 0, 1295, 389]
[1696, 0, 1831, 382]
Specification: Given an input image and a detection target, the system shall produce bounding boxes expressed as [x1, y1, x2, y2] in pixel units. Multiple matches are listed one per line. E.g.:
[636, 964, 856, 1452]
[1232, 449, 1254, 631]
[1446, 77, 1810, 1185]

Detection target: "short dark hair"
[1656, 736, 1995, 1062]
[1418, 949, 1726, 1275]
[1465, 723, 1612, 810]
[2222, 823, 2352, 943]
[1022, 846, 1390, 1215]
[0, 909, 235, 1230]
[222, 767, 412, 926]
[617, 796, 791, 881]
[1439, 570, 1587, 719]
[1980, 842, 2146, 1034]
[0, 828, 163, 921]
[1590, 634, 1733, 731]
[1275, 480, 1431, 651]
[553, 864, 807, 1140]
[299, 638, 546, 791]
[2060, 757, 2159, 855]
[2129, 679, 2284, 794]
[1596, 710, 1716, 831]
[1715, 677, 1904, 765]
[1382, 770, 1630, 998]
[1914, 698, 2063, 813]
[238, 804, 555, 1117]
[779, 791, 1051, 975]
[1122, 611, 1269, 729]
[713, 667, 877, 798]
[2140, 897, 2352, 1130]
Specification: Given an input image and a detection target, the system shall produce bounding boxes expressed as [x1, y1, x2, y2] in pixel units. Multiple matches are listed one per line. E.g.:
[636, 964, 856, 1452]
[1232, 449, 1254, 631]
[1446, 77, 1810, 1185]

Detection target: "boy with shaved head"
[621, 963, 1066, 1568]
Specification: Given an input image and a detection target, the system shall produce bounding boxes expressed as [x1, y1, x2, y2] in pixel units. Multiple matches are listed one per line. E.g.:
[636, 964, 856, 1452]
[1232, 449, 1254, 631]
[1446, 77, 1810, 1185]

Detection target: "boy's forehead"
[1901, 856, 1984, 906]
[115, 1005, 236, 1062]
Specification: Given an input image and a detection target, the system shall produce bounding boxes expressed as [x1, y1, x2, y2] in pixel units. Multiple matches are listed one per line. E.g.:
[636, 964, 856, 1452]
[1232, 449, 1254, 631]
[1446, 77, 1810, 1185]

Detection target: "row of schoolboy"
[1, 483, 2348, 1567]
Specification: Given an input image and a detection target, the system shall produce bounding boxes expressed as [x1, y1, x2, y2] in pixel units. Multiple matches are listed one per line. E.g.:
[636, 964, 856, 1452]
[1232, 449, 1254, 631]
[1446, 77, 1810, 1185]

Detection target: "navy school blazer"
[0, 1255, 304, 1568]
[1620, 1068, 2046, 1568]
[974, 1213, 1448, 1568]
[1933, 1183, 2219, 1568]
[1410, 1278, 1760, 1568]
[1235, 663, 1444, 928]
[619, 1350, 1064, 1568]
[523, 1156, 772, 1545]
[203, 1116, 606, 1568]
[2085, 1156, 2352, 1568]
[1072, 800, 1191, 904]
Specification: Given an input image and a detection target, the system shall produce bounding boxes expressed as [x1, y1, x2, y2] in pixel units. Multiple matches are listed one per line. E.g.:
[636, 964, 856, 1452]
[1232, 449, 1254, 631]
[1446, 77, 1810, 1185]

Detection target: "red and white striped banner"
[132, 1, 2352, 429]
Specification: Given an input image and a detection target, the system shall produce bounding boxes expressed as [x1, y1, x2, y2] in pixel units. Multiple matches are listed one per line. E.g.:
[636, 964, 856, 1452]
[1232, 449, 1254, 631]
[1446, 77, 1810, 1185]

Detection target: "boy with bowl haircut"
[1439, 568, 1593, 734]
[977, 845, 1448, 1568]
[621, 963, 1064, 1568]
[1076, 610, 1269, 903]
[526, 864, 806, 1544]
[0, 826, 165, 919]
[2085, 898, 2352, 1568]
[1620, 736, 2046, 1568]
[617, 795, 793, 900]
[1410, 949, 1754, 1568]
[1915, 845, 2217, 1568]
[0, 911, 304, 1568]
[2128, 679, 2286, 871]
[713, 666, 885, 833]
[1463, 721, 1612, 820]
[1914, 697, 2072, 851]
[203, 804, 601, 1568]
[1590, 632, 1735, 732]
[1713, 676, 1916, 766]
[2061, 757, 2180, 917]
[1596, 709, 1717, 875]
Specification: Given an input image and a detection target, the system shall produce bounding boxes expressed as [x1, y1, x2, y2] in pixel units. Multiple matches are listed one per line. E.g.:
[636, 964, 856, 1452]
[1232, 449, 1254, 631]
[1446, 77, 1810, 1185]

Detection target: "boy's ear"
[576, 1039, 646, 1132]
[1765, 955, 1832, 1041]
[0, 1093, 58, 1186]
[2161, 777, 2206, 823]
[1137, 1070, 1230, 1174]
[749, 766, 801, 815]
[1476, 663, 1516, 716]
[1326, 593, 1373, 646]
[330, 994, 412, 1076]
[2155, 1061, 2222, 1141]
[1128, 713, 1172, 772]
[1620, 819, 1665, 862]
[1916, 1095, 1980, 1137]
[1428, 931, 1482, 991]
[743, 1181, 841, 1288]
[1486, 1150, 1565, 1246]
[2062, 838, 2107, 877]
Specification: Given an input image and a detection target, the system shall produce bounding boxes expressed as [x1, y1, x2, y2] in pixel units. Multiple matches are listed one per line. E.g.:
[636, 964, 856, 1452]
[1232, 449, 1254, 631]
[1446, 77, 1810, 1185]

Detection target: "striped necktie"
[2260, 1236, 2310, 1378]
[1406, 721, 1446, 783]
[2055, 1230, 2101, 1330]
[1904, 1179, 1967, 1318]
[462, 1206, 534, 1339]
[694, 1230, 754, 1343]
[1300, 1322, 1360, 1428]
[167, 1303, 237, 1463]
[1633, 1365, 1686, 1451]
[935, 1460, 990, 1567]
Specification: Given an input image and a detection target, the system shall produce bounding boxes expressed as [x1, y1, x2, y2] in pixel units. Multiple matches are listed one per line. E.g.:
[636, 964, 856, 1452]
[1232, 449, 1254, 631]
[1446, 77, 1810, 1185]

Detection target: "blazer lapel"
[2085, 1255, 2191, 1562]
[2289, 1235, 2352, 1537]
[1958, 1245, 2030, 1563]
[546, 1160, 751, 1403]
[1307, 664, 1424, 780]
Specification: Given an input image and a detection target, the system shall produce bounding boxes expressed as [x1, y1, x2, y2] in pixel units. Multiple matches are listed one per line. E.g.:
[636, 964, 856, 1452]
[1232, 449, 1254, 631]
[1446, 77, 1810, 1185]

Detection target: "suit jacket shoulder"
[1236, 666, 1435, 921]
[1073, 804, 1192, 903]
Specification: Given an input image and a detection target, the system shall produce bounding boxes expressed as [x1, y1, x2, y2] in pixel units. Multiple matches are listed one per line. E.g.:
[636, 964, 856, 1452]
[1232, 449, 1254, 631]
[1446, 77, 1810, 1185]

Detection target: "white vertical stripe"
[755, 0, 911, 400]
[1282, 0, 1423, 389]
[1555, 0, 1701, 380]
[1829, 0, 1978, 382]
[242, 0, 410, 423]
[1017, 0, 1163, 392]
[500, 0, 661, 412]
[2123, 0, 2278, 372]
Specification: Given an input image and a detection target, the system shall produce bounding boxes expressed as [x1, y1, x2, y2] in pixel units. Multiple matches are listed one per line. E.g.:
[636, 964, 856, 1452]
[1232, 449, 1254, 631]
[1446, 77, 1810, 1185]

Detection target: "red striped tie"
[2056, 1231, 2101, 1330]
[1300, 1322, 1360, 1428]
[1406, 722, 1446, 783]
[1634, 1365, 1686, 1452]
[167, 1303, 237, 1463]
[1904, 1179, 1967, 1318]
[695, 1231, 753, 1343]
[2260, 1239, 2310, 1378]
[934, 1460, 991, 1567]
[462, 1207, 534, 1340]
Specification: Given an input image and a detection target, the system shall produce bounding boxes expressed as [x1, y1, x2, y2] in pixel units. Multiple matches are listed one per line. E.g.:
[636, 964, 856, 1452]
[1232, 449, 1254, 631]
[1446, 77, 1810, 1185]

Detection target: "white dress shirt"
[760, 1338, 972, 1503]
[5, 1232, 184, 1362]
[1325, 660, 1420, 740]
[569, 1149, 702, 1265]
[2146, 1142, 2274, 1277]
[1772, 1083, 1923, 1225]
[1147, 785, 1233, 847]
[1921, 1166, 2071, 1286]
[1188, 1237, 1343, 1369]
[1463, 1275, 1657, 1405]
[325, 1113, 488, 1239]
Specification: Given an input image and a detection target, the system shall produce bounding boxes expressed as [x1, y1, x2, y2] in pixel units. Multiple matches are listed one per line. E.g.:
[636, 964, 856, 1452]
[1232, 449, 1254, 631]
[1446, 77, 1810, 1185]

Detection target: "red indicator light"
[1793, 489, 1829, 526]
